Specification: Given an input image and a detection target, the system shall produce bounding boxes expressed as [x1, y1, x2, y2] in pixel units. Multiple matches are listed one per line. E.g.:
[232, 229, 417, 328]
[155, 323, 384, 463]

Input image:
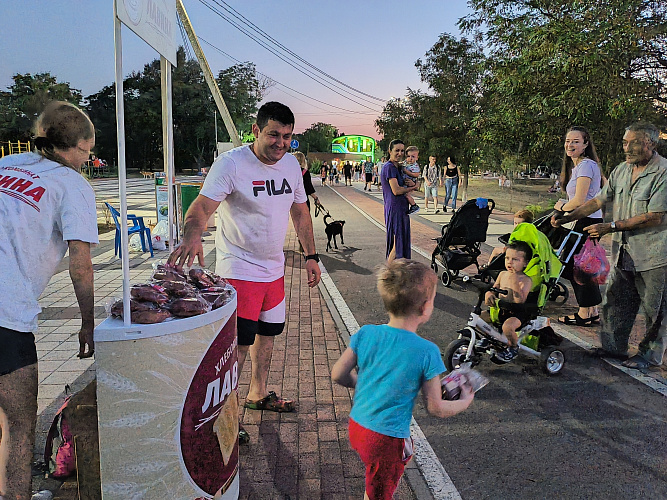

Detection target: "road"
[311, 183, 667, 500]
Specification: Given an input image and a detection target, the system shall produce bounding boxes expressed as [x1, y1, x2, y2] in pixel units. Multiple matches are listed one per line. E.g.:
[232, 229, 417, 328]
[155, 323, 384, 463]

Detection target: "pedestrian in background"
[363, 158, 374, 191]
[320, 161, 328, 186]
[423, 155, 442, 213]
[553, 122, 667, 369]
[332, 259, 473, 500]
[443, 155, 462, 212]
[0, 101, 98, 499]
[294, 152, 320, 211]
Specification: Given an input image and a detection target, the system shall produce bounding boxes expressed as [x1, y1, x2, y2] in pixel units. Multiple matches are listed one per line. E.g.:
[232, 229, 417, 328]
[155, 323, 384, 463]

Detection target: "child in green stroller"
[444, 222, 583, 374]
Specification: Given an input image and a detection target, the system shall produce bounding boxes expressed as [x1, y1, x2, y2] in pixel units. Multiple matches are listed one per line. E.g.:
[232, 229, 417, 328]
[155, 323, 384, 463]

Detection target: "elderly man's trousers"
[600, 265, 667, 366]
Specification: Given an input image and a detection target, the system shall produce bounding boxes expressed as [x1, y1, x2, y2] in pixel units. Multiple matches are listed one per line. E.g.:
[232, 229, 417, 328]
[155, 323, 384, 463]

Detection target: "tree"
[0, 73, 82, 142]
[376, 34, 487, 198]
[86, 47, 270, 172]
[294, 122, 340, 153]
[460, 0, 667, 172]
[415, 34, 487, 196]
[215, 62, 271, 141]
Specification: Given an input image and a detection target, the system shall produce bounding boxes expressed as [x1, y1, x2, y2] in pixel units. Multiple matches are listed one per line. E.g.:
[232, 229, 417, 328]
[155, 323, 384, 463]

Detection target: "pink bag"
[44, 394, 76, 479]
[573, 238, 610, 285]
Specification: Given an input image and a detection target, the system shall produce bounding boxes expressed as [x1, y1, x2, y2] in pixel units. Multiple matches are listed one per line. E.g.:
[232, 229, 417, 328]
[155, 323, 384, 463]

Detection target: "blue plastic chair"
[105, 202, 154, 258]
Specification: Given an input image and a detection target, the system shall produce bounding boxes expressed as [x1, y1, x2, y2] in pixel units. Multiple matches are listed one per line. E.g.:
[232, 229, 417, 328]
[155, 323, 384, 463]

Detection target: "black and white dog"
[323, 214, 345, 252]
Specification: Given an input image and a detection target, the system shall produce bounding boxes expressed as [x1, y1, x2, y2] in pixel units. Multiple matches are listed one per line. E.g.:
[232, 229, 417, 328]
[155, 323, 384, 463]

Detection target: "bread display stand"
[95, 293, 239, 499]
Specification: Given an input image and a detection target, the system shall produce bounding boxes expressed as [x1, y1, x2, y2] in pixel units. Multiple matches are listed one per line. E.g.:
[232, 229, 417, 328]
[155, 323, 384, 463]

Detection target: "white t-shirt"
[200, 145, 307, 282]
[0, 152, 99, 332]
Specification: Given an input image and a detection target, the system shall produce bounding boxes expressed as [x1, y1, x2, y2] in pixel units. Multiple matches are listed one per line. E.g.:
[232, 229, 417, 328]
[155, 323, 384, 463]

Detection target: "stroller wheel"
[549, 281, 569, 305]
[441, 270, 452, 287]
[540, 346, 565, 375]
[444, 338, 470, 372]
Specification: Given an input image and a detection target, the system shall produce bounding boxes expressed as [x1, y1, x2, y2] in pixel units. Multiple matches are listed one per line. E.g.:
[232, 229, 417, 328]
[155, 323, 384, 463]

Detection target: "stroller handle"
[463, 276, 507, 314]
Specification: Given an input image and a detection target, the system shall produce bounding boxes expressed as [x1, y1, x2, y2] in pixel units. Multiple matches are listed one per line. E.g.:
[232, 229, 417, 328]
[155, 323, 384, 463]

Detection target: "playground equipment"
[0, 140, 31, 158]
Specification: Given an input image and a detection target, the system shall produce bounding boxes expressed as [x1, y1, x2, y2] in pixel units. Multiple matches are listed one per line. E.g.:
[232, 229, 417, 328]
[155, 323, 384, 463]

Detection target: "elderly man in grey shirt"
[553, 122, 667, 369]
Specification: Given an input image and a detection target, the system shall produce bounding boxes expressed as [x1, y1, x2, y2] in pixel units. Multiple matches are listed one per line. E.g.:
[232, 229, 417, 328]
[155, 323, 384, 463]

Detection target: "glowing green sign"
[331, 135, 375, 159]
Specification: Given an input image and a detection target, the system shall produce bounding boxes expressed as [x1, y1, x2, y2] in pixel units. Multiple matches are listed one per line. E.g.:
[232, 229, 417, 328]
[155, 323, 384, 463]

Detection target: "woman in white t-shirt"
[0, 102, 98, 499]
[554, 126, 606, 327]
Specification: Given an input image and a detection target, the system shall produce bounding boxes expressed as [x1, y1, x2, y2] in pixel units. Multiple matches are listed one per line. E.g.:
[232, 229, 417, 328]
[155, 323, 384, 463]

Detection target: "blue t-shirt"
[349, 324, 445, 438]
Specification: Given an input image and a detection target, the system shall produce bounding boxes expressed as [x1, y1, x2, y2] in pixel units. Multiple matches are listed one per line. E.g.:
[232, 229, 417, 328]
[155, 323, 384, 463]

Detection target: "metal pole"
[161, 56, 176, 251]
[176, 0, 241, 147]
[214, 110, 218, 149]
[114, 11, 131, 326]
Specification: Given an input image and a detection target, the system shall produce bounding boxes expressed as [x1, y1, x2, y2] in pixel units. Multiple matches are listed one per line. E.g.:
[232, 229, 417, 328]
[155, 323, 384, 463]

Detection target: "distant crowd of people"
[319, 159, 382, 188]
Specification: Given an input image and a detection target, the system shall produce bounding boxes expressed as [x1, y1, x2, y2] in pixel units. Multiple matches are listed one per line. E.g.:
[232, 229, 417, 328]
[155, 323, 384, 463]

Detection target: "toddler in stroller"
[443, 222, 583, 375]
[431, 198, 495, 287]
[479, 211, 571, 304]
[481, 240, 533, 362]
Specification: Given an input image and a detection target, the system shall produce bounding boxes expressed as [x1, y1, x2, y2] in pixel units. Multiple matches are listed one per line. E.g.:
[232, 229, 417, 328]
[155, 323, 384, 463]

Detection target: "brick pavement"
[237, 225, 416, 499]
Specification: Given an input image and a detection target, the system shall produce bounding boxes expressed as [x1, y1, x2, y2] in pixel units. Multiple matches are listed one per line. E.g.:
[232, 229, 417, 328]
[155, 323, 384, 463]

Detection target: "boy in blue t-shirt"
[332, 259, 474, 500]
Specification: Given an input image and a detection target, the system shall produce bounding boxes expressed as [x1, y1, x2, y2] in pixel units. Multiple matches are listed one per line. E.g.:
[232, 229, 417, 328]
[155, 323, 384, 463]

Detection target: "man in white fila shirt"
[169, 102, 321, 443]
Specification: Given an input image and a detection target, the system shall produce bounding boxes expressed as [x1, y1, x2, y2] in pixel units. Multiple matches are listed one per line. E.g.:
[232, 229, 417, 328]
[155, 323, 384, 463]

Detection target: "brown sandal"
[244, 391, 295, 412]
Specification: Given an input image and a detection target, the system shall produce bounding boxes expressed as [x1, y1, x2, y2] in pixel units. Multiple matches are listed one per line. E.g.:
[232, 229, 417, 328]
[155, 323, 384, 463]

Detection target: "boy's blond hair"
[514, 209, 533, 223]
[377, 259, 436, 317]
[405, 146, 419, 155]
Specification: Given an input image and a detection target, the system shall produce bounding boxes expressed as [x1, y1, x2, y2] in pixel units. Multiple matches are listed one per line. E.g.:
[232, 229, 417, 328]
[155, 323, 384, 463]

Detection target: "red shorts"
[349, 419, 410, 500]
[226, 277, 286, 346]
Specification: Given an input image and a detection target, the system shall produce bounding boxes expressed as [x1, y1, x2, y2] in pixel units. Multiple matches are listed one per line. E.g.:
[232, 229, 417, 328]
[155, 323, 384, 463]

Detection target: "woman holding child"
[381, 140, 418, 262]
[554, 126, 605, 327]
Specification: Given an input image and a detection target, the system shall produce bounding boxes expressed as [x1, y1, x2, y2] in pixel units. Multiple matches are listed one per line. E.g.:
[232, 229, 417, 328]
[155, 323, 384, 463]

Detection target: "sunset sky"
[0, 0, 471, 139]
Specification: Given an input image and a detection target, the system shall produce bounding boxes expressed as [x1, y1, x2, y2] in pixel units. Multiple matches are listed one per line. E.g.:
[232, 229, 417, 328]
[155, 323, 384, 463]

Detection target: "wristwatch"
[610, 221, 617, 232]
[305, 253, 320, 263]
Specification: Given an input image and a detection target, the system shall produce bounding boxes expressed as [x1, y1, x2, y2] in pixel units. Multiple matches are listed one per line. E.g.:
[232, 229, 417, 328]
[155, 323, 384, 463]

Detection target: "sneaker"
[442, 206, 447, 212]
[363, 186, 367, 191]
[435, 209, 441, 214]
[475, 338, 490, 349]
[407, 204, 420, 215]
[495, 346, 520, 363]
[31, 492, 53, 500]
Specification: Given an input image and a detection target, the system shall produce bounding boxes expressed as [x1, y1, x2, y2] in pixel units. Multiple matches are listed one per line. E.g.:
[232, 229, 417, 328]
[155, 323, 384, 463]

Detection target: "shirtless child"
[482, 241, 533, 363]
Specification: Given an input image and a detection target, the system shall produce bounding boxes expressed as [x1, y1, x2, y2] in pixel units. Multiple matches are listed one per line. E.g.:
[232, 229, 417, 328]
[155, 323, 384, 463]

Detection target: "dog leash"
[314, 201, 330, 219]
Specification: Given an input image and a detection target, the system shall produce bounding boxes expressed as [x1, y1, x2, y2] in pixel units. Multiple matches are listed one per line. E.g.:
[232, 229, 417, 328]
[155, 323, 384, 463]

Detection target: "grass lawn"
[459, 177, 562, 214]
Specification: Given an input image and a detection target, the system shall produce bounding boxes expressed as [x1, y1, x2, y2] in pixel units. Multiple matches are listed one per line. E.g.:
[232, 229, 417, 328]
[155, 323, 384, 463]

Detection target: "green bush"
[309, 158, 322, 174]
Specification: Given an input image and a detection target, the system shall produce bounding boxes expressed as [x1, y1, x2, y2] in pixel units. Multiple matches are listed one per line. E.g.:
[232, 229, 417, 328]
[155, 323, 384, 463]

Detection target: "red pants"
[349, 419, 410, 500]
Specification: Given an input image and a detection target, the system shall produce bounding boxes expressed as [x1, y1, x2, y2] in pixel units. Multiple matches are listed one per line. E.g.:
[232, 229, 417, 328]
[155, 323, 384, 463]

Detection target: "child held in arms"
[403, 146, 421, 215]
[332, 259, 474, 500]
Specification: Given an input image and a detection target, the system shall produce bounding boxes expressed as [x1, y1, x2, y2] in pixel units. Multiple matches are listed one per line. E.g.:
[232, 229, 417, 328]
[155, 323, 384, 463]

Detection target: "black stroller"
[431, 198, 495, 286]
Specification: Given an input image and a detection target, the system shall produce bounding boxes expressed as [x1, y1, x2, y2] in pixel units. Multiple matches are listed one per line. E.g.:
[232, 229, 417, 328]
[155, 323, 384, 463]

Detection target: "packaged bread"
[212, 392, 239, 466]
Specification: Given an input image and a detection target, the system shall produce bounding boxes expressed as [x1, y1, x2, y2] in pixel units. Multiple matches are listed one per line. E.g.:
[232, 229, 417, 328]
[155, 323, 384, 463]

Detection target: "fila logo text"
[252, 179, 293, 197]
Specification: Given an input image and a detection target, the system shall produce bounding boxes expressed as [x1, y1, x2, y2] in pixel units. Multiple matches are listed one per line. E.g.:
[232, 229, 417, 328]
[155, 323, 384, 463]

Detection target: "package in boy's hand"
[441, 364, 489, 400]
